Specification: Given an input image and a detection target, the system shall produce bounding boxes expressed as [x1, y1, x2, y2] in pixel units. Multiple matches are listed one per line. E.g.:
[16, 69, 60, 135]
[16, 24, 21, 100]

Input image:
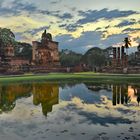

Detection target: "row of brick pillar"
[112, 46, 128, 67]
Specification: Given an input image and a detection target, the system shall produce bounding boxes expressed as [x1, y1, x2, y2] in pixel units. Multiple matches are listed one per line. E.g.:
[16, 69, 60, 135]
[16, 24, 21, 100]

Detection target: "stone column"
[125, 55, 128, 67]
[121, 46, 125, 67]
[117, 47, 120, 66]
[112, 47, 117, 67]
[32, 41, 37, 63]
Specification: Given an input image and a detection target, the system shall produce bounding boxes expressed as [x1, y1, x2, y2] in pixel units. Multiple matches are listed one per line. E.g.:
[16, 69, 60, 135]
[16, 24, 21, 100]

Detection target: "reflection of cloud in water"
[60, 83, 112, 104]
[1, 83, 140, 140]
[128, 86, 136, 102]
[58, 96, 140, 126]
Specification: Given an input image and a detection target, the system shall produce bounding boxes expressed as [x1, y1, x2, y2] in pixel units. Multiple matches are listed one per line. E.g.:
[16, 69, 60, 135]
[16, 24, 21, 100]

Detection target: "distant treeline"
[60, 47, 112, 69]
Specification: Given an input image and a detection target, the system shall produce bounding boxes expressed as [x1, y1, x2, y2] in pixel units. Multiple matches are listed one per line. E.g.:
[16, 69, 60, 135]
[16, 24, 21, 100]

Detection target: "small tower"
[137, 43, 140, 52]
[4, 44, 14, 57]
[135, 44, 140, 64]
[32, 30, 60, 66]
[2, 44, 14, 64]
[41, 30, 52, 47]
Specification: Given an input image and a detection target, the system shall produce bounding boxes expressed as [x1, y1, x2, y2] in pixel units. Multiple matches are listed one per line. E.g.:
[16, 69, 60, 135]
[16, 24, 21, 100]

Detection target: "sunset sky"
[0, 0, 140, 53]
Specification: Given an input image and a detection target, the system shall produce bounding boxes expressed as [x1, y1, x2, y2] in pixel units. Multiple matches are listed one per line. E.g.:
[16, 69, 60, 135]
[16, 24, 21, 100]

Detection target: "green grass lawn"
[0, 72, 140, 84]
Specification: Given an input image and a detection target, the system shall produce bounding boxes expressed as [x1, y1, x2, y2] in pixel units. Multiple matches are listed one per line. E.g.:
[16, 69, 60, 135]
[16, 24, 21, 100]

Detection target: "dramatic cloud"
[0, 0, 72, 20]
[55, 30, 139, 53]
[116, 20, 135, 27]
[77, 8, 137, 24]
[59, 24, 83, 32]
[25, 26, 50, 35]
[123, 28, 140, 32]
[0, 0, 38, 16]
[55, 31, 102, 53]
[57, 13, 73, 19]
[0, 0, 140, 53]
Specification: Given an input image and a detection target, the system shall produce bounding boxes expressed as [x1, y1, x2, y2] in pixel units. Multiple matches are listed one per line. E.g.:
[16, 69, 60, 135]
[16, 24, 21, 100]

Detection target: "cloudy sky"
[0, 0, 140, 53]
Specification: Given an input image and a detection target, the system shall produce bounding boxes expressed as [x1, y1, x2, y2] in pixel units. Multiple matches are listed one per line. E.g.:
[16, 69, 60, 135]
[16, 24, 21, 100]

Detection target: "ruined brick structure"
[112, 46, 128, 68]
[0, 44, 14, 64]
[0, 30, 60, 73]
[135, 44, 140, 66]
[130, 45, 140, 67]
[0, 44, 29, 73]
[32, 30, 60, 67]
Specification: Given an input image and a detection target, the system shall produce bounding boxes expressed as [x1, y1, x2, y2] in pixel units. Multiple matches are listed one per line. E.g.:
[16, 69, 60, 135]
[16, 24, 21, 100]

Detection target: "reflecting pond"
[0, 82, 140, 140]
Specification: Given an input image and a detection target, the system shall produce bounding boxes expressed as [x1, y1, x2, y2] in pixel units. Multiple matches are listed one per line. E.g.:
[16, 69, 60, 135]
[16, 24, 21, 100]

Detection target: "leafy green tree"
[60, 50, 82, 67]
[0, 28, 32, 60]
[0, 28, 16, 47]
[81, 47, 106, 69]
[15, 42, 32, 60]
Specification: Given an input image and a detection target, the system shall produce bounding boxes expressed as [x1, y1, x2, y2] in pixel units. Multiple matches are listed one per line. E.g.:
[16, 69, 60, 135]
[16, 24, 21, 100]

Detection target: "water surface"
[0, 82, 140, 140]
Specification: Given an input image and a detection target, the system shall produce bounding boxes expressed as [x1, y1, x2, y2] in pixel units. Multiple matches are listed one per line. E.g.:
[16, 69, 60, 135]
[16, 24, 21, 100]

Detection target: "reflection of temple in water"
[32, 83, 59, 116]
[133, 86, 140, 105]
[112, 85, 140, 106]
[0, 83, 59, 116]
[0, 84, 32, 112]
[112, 85, 129, 106]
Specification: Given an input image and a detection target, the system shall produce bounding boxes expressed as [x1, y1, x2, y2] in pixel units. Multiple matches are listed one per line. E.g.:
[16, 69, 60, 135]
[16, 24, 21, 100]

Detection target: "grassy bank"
[0, 72, 140, 84]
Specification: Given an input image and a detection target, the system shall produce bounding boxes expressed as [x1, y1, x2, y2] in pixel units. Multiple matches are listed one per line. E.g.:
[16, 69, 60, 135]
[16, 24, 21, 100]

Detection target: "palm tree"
[123, 37, 131, 55]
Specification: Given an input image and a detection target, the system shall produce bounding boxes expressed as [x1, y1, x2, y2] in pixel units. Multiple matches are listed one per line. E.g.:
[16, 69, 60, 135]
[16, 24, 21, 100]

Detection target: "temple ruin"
[32, 30, 60, 67]
[0, 30, 60, 74]
[0, 43, 29, 73]
[112, 46, 128, 68]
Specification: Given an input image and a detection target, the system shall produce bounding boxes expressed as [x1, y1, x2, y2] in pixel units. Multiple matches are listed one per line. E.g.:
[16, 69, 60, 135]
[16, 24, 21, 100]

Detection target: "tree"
[15, 42, 32, 60]
[60, 50, 82, 67]
[0, 28, 16, 47]
[81, 47, 106, 70]
[0, 27, 32, 60]
[124, 37, 131, 55]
